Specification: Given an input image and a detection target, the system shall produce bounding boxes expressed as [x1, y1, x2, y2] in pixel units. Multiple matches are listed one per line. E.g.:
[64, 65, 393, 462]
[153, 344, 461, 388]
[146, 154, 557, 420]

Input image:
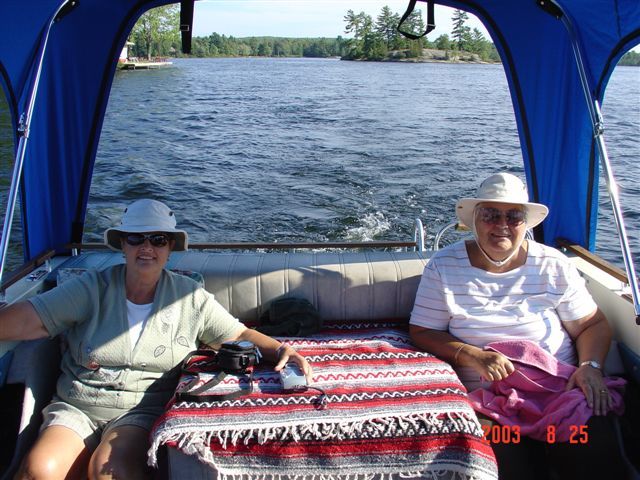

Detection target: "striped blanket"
[149, 322, 497, 480]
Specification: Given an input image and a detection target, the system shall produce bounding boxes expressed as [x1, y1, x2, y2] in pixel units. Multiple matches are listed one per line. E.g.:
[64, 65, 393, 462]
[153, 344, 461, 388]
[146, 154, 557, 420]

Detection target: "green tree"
[291, 41, 304, 56]
[362, 32, 387, 60]
[307, 38, 338, 57]
[130, 5, 180, 60]
[434, 34, 451, 51]
[451, 9, 470, 50]
[219, 36, 235, 56]
[236, 43, 252, 56]
[619, 50, 640, 66]
[343, 10, 373, 59]
[488, 44, 501, 62]
[468, 28, 491, 59]
[376, 6, 400, 49]
[273, 40, 286, 57]
[410, 9, 430, 52]
[344, 10, 372, 40]
[191, 38, 209, 57]
[257, 41, 271, 56]
[404, 9, 427, 45]
[469, 28, 484, 51]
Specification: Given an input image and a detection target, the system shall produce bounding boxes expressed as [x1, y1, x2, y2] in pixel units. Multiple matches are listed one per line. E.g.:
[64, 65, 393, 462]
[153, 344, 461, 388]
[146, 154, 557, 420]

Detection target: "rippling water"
[90, 58, 639, 264]
[89, 59, 521, 243]
[1, 58, 639, 271]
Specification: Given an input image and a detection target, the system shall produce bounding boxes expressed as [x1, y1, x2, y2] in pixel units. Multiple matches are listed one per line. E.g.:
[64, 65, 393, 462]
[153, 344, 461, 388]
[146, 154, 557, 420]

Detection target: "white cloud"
[193, 0, 489, 39]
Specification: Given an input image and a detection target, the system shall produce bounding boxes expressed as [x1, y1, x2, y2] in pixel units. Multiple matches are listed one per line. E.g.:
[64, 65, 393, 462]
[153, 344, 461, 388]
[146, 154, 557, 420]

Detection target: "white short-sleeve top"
[410, 240, 597, 388]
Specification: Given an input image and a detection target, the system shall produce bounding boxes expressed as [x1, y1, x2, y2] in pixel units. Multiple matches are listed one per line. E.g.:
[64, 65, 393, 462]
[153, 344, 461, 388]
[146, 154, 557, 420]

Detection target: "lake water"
[1, 58, 639, 270]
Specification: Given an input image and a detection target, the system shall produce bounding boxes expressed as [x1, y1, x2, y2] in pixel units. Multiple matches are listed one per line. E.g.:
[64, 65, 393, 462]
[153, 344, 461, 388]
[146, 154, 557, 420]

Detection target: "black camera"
[176, 341, 261, 403]
[217, 340, 260, 373]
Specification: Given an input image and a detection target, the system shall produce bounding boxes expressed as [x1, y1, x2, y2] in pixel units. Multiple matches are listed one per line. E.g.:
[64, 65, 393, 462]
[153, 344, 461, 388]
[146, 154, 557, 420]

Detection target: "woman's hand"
[231, 328, 314, 383]
[274, 343, 313, 383]
[562, 308, 612, 416]
[464, 348, 515, 382]
[566, 364, 610, 416]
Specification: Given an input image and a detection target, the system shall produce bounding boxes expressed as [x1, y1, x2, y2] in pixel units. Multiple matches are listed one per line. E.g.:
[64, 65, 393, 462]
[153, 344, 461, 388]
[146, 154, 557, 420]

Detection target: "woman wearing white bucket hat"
[0, 199, 311, 480]
[455, 171, 548, 269]
[409, 173, 624, 479]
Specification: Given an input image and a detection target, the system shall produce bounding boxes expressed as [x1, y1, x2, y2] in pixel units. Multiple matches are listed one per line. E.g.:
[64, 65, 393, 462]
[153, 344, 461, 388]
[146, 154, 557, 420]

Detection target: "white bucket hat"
[456, 173, 549, 229]
[104, 199, 188, 251]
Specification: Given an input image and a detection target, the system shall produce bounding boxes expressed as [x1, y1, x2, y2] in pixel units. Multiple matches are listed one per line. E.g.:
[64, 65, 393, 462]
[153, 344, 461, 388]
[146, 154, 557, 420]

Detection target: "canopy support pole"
[0, 0, 75, 288]
[554, 2, 640, 323]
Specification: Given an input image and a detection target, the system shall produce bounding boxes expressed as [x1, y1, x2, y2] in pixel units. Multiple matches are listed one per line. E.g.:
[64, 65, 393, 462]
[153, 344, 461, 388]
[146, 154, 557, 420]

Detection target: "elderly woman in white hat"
[0, 199, 311, 480]
[409, 173, 624, 479]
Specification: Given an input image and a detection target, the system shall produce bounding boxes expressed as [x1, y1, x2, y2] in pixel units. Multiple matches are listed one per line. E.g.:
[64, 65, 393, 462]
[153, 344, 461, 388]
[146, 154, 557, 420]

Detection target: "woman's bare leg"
[88, 425, 152, 480]
[15, 425, 91, 480]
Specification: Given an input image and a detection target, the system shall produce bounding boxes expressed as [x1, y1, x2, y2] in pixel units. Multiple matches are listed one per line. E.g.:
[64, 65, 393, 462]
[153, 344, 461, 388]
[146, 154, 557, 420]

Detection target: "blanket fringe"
[212, 471, 484, 480]
[148, 411, 482, 468]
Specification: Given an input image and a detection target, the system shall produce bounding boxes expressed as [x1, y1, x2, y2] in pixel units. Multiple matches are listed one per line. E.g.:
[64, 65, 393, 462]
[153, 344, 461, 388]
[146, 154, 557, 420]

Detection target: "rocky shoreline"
[358, 48, 499, 64]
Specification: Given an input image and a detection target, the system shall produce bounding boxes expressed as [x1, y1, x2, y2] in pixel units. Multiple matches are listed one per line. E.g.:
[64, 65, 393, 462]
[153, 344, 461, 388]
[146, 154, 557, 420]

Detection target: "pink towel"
[467, 340, 625, 442]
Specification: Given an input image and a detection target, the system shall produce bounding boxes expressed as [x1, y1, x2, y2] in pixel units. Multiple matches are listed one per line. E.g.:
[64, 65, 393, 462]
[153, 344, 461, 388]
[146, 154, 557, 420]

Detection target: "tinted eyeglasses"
[476, 207, 526, 226]
[124, 233, 171, 247]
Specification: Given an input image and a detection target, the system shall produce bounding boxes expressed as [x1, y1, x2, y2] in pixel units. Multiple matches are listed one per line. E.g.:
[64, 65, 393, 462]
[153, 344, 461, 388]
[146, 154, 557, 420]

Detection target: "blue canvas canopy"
[0, 0, 639, 262]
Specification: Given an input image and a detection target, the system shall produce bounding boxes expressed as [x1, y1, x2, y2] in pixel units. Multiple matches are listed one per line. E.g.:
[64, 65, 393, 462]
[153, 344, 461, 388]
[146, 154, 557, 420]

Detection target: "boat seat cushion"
[56, 267, 205, 288]
[54, 251, 428, 324]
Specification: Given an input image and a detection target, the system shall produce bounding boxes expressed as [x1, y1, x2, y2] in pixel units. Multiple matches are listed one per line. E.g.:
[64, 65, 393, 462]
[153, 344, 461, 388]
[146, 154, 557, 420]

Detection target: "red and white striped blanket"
[149, 322, 497, 479]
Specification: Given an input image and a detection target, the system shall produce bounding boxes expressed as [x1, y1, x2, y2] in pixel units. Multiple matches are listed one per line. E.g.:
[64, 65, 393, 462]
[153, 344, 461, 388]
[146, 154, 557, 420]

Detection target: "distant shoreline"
[171, 45, 640, 65]
[344, 48, 500, 64]
[175, 51, 500, 65]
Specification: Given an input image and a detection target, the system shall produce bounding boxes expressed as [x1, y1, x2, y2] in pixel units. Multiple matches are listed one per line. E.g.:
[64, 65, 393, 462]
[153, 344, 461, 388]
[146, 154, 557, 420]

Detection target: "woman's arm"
[562, 308, 612, 416]
[410, 325, 514, 382]
[0, 301, 48, 341]
[223, 327, 313, 382]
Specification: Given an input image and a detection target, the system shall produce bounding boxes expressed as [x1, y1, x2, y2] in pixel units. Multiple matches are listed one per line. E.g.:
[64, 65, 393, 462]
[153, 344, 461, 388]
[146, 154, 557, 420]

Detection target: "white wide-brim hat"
[456, 172, 549, 229]
[104, 199, 188, 251]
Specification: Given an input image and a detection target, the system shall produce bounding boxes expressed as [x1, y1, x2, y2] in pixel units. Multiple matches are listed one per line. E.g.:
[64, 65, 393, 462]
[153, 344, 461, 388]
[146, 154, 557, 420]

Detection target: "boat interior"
[1, 238, 639, 478]
[0, 0, 639, 479]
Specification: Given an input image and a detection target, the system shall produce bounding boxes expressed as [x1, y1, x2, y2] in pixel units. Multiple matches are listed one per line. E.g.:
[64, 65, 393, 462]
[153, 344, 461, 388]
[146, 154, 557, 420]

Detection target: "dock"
[118, 58, 173, 70]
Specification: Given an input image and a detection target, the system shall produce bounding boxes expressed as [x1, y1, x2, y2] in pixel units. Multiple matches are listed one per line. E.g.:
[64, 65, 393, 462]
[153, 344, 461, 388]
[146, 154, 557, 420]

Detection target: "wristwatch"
[579, 360, 602, 370]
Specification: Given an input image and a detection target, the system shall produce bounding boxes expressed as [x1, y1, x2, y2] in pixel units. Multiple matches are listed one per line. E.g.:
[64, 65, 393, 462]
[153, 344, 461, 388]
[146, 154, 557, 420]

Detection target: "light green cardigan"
[29, 265, 243, 416]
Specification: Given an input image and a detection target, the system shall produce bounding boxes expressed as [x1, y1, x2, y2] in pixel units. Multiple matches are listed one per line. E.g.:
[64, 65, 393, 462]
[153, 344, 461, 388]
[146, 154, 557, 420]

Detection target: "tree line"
[188, 35, 347, 58]
[127, 5, 347, 59]
[127, 5, 497, 61]
[618, 50, 640, 66]
[342, 8, 499, 61]
[127, 5, 638, 66]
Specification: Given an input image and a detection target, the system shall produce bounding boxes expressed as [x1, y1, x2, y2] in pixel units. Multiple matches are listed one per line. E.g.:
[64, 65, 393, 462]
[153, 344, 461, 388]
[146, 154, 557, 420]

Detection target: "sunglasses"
[124, 233, 171, 247]
[476, 207, 526, 226]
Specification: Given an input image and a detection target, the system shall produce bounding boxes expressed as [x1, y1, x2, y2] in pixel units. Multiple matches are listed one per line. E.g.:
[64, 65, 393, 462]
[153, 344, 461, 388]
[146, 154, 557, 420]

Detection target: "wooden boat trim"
[556, 237, 629, 284]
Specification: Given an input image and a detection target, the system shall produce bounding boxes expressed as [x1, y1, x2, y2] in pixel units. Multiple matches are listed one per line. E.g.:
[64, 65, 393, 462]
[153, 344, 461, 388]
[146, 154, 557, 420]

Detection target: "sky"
[192, 0, 489, 39]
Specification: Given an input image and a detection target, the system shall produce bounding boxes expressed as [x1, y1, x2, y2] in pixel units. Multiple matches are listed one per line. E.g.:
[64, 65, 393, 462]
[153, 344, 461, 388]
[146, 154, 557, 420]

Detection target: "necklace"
[475, 240, 521, 268]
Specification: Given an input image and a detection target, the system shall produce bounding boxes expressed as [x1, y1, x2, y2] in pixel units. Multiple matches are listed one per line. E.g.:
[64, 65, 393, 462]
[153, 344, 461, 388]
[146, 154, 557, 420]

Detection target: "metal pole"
[0, 1, 73, 287]
[557, 6, 640, 322]
[414, 218, 425, 251]
[593, 101, 640, 319]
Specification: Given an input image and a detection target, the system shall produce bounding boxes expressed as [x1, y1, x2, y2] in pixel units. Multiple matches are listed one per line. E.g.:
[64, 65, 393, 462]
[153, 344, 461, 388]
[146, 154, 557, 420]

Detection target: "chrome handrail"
[433, 222, 460, 251]
[413, 218, 425, 251]
[0, 0, 76, 287]
[552, 0, 640, 324]
[66, 240, 420, 251]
